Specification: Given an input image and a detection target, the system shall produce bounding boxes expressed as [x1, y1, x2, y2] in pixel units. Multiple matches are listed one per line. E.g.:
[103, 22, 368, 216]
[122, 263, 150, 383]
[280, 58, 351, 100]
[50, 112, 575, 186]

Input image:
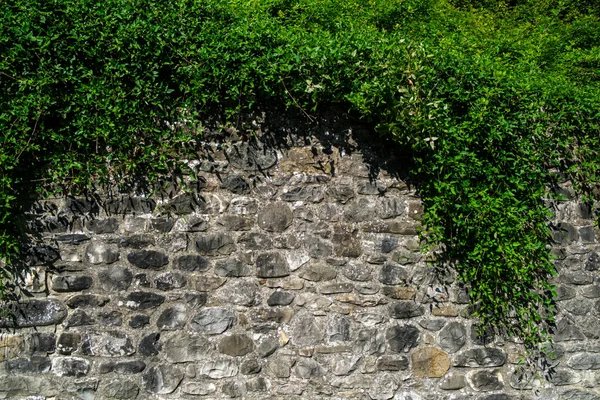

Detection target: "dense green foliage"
[1, 0, 599, 355]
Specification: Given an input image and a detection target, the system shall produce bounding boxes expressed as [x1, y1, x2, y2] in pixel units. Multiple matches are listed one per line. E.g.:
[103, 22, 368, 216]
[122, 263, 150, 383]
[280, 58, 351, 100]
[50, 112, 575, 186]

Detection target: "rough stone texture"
[163, 332, 212, 362]
[0, 299, 67, 328]
[190, 308, 235, 334]
[257, 202, 293, 232]
[98, 267, 133, 292]
[412, 347, 451, 378]
[218, 334, 255, 356]
[141, 364, 183, 394]
[256, 252, 290, 278]
[439, 322, 467, 353]
[127, 250, 169, 270]
[8, 132, 600, 399]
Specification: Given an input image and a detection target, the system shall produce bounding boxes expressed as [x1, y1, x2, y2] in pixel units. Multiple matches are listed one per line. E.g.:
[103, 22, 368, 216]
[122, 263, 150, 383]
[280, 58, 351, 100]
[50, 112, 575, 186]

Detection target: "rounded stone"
[127, 250, 169, 270]
[218, 334, 255, 356]
[439, 322, 467, 353]
[190, 308, 235, 335]
[98, 267, 133, 292]
[412, 347, 450, 378]
[258, 203, 293, 232]
[156, 304, 187, 331]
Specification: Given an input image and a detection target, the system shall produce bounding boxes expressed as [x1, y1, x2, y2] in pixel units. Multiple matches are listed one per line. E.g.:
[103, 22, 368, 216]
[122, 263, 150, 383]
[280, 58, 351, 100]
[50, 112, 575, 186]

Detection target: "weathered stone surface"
[215, 258, 252, 277]
[197, 358, 238, 379]
[376, 355, 409, 371]
[378, 198, 404, 219]
[141, 364, 183, 394]
[321, 283, 354, 294]
[87, 218, 119, 234]
[221, 174, 251, 194]
[66, 294, 109, 309]
[258, 202, 293, 232]
[561, 272, 594, 285]
[267, 290, 296, 306]
[5, 355, 51, 373]
[441, 374, 467, 390]
[52, 275, 93, 292]
[106, 196, 156, 214]
[0, 298, 67, 328]
[467, 369, 504, 391]
[163, 332, 212, 362]
[299, 263, 337, 281]
[282, 186, 325, 202]
[154, 272, 187, 291]
[328, 185, 355, 203]
[219, 334, 255, 356]
[343, 199, 376, 223]
[560, 389, 600, 400]
[101, 380, 139, 399]
[305, 235, 333, 258]
[28, 332, 56, 354]
[63, 308, 95, 328]
[99, 310, 123, 326]
[241, 358, 262, 375]
[118, 233, 155, 248]
[218, 214, 254, 231]
[98, 266, 133, 292]
[439, 322, 467, 353]
[138, 333, 162, 356]
[192, 275, 227, 291]
[129, 314, 150, 328]
[568, 353, 600, 369]
[382, 286, 417, 300]
[586, 252, 600, 271]
[552, 222, 579, 244]
[182, 382, 217, 396]
[389, 301, 425, 319]
[454, 347, 507, 367]
[0, 375, 58, 397]
[290, 312, 324, 347]
[56, 233, 90, 244]
[218, 280, 261, 306]
[238, 232, 273, 249]
[386, 325, 420, 353]
[190, 308, 235, 334]
[81, 331, 135, 357]
[57, 332, 80, 355]
[548, 369, 581, 386]
[195, 233, 236, 255]
[379, 263, 408, 285]
[412, 347, 450, 378]
[555, 319, 586, 342]
[151, 218, 175, 233]
[85, 242, 119, 264]
[257, 337, 279, 358]
[227, 142, 277, 171]
[174, 254, 210, 271]
[295, 358, 325, 379]
[127, 250, 169, 270]
[124, 291, 165, 310]
[246, 377, 270, 392]
[222, 380, 247, 398]
[157, 304, 187, 330]
[52, 357, 90, 377]
[267, 356, 293, 378]
[332, 226, 362, 257]
[163, 193, 203, 215]
[256, 252, 290, 278]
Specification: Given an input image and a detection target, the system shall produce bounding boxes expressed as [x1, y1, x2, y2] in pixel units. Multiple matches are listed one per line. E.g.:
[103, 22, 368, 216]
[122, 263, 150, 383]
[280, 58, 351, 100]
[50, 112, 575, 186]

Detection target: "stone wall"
[0, 123, 599, 400]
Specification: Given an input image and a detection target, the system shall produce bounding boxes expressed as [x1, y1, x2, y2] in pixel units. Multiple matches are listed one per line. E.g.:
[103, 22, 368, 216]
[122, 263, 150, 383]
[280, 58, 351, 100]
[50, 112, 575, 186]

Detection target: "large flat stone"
[0, 299, 67, 328]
